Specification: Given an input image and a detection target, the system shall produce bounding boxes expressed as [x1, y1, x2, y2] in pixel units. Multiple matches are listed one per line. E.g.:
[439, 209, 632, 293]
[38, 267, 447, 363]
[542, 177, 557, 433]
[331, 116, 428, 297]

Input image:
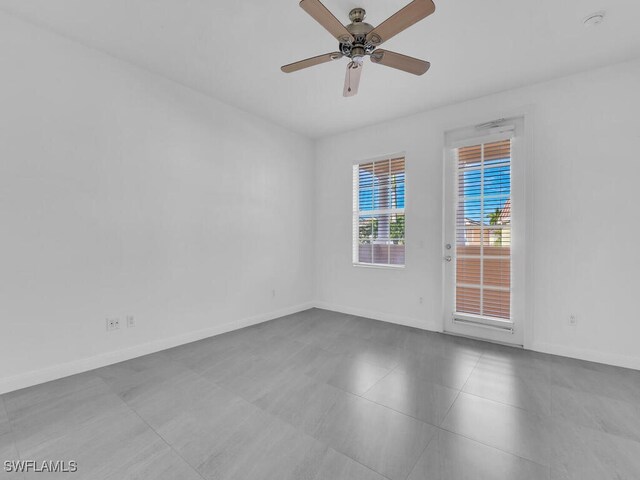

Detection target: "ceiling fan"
[281, 0, 436, 97]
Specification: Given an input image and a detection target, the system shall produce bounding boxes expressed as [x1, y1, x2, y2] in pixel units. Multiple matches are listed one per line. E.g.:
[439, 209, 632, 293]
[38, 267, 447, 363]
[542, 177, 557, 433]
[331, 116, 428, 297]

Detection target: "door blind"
[455, 139, 511, 320]
[353, 157, 405, 266]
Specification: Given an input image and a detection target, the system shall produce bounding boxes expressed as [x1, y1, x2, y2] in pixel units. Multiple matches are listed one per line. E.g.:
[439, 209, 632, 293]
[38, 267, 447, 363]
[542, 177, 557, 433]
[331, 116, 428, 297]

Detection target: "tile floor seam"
[110, 390, 209, 480]
[96, 368, 229, 480]
[358, 364, 397, 397]
[192, 336, 471, 432]
[359, 396, 443, 429]
[251, 368, 441, 480]
[317, 444, 398, 480]
[462, 351, 483, 388]
[188, 366, 399, 480]
[292, 417, 420, 480]
[328, 452, 396, 480]
[187, 359, 428, 480]
[398, 374, 467, 393]
[317, 331, 404, 369]
[404, 427, 437, 480]
[327, 446, 397, 480]
[449, 350, 482, 418]
[437, 389, 462, 429]
[434, 425, 552, 470]
[185, 333, 397, 385]
[354, 388, 449, 429]
[434, 354, 557, 467]
[258, 337, 403, 391]
[7, 377, 143, 478]
[457, 390, 551, 417]
[362, 348, 478, 392]
[294, 368, 446, 431]
[288, 317, 414, 360]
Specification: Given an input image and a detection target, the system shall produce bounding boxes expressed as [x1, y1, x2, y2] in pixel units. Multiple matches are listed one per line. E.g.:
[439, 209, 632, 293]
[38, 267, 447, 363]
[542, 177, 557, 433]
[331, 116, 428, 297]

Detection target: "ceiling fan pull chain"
[347, 61, 354, 92]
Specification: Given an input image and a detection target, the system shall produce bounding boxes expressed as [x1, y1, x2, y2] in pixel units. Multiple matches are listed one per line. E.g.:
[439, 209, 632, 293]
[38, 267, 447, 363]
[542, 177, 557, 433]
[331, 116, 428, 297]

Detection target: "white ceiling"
[1, 0, 639, 137]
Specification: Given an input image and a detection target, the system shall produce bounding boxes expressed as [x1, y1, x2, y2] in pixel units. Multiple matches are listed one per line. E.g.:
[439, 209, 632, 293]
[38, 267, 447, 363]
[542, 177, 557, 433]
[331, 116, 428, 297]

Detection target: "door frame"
[441, 113, 531, 347]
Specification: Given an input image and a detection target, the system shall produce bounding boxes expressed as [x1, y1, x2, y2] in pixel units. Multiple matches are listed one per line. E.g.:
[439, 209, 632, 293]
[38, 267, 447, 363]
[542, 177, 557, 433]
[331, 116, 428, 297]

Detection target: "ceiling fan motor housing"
[341, 8, 376, 58]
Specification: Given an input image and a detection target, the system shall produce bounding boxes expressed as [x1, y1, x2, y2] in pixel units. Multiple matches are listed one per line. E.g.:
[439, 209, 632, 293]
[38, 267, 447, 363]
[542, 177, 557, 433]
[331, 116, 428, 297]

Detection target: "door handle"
[444, 256, 452, 262]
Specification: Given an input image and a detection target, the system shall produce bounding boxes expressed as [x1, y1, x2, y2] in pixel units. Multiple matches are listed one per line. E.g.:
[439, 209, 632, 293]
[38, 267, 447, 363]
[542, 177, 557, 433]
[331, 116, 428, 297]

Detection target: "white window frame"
[352, 154, 406, 269]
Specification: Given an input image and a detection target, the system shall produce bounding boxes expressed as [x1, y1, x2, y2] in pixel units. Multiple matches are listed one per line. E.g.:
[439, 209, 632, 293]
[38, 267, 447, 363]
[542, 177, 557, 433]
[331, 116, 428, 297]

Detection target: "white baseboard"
[0, 302, 314, 395]
[314, 301, 440, 333]
[315, 302, 640, 371]
[5, 301, 638, 395]
[531, 341, 640, 371]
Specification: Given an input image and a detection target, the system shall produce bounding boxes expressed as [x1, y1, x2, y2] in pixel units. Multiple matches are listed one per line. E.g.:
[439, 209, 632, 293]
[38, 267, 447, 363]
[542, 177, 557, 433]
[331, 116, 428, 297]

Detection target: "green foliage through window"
[359, 218, 378, 243]
[390, 215, 405, 245]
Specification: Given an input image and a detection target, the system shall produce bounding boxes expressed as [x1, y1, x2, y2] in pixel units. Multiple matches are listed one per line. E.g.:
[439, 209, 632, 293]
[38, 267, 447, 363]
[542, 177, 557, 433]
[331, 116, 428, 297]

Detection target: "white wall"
[315, 58, 640, 369]
[0, 13, 315, 393]
[2, 11, 639, 395]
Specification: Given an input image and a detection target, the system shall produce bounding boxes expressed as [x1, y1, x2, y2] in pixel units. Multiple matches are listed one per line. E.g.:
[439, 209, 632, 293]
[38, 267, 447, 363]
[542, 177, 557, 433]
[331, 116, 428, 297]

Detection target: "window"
[455, 140, 511, 320]
[353, 157, 405, 267]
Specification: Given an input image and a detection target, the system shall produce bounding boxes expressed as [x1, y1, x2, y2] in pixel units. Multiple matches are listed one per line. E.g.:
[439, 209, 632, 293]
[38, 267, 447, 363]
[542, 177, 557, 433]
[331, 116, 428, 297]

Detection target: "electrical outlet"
[105, 318, 120, 332]
[419, 297, 424, 304]
[126, 315, 135, 328]
[272, 289, 276, 298]
[569, 315, 577, 326]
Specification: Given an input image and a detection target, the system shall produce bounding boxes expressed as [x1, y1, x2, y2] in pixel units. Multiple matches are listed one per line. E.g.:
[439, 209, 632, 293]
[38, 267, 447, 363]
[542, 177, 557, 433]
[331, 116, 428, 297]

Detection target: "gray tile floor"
[2, 308, 640, 479]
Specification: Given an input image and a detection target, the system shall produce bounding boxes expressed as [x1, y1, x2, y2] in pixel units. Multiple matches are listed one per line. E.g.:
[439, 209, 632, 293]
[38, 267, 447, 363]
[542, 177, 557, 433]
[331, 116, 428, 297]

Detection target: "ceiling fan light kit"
[281, 0, 436, 97]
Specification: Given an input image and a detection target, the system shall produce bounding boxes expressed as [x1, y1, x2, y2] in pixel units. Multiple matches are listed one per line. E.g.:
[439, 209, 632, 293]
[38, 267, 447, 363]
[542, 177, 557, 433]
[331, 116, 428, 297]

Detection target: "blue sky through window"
[358, 170, 405, 211]
[461, 163, 510, 224]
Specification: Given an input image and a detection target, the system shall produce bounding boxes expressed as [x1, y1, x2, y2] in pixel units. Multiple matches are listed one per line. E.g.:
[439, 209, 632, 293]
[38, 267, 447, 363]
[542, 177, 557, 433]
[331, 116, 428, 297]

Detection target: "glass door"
[444, 119, 525, 345]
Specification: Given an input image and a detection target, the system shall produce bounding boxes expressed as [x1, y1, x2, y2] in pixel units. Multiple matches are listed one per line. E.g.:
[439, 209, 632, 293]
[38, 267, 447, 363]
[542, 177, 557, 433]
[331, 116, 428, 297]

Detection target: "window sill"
[352, 262, 406, 270]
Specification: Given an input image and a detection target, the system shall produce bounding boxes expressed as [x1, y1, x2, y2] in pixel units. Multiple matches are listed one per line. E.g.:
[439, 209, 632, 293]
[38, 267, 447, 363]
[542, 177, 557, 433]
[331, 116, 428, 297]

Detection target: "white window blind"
[455, 140, 511, 320]
[353, 157, 405, 266]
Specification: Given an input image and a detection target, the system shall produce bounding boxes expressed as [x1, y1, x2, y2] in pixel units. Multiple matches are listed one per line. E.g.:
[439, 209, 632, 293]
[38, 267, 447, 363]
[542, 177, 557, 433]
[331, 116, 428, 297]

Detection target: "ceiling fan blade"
[281, 52, 343, 73]
[299, 0, 354, 44]
[343, 62, 362, 97]
[366, 0, 436, 46]
[370, 50, 430, 75]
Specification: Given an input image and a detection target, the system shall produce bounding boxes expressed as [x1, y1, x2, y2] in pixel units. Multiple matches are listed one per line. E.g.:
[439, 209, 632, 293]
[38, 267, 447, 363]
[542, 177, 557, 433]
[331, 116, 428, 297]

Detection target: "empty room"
[1, 0, 640, 479]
